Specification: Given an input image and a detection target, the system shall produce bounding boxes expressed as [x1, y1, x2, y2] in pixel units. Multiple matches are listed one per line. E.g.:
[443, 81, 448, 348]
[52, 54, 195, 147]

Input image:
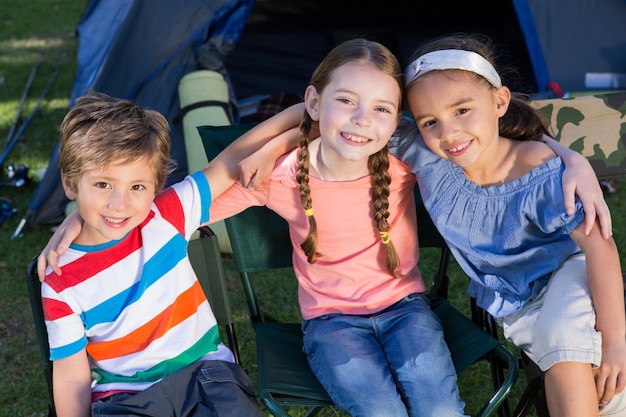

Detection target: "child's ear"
[61, 174, 76, 200]
[304, 85, 320, 121]
[494, 86, 511, 117]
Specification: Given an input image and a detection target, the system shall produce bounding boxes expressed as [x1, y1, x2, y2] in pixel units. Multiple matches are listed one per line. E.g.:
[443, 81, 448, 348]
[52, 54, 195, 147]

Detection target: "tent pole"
[0, 63, 60, 168]
[4, 62, 39, 149]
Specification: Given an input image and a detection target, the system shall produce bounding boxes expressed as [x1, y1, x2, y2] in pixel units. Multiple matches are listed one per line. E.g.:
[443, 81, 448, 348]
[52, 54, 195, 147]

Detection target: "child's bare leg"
[545, 361, 598, 417]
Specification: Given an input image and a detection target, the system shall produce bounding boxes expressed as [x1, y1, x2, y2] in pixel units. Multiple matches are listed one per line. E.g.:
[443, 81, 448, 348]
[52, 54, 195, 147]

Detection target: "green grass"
[2, 1, 626, 417]
[1, 2, 85, 416]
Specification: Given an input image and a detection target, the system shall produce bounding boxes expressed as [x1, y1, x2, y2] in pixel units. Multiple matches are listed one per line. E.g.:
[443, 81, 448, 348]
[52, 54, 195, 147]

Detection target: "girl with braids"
[213, 38, 468, 417]
[220, 37, 469, 416]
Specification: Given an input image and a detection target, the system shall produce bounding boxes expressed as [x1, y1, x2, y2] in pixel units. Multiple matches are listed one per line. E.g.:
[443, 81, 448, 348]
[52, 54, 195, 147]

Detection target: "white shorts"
[498, 253, 626, 415]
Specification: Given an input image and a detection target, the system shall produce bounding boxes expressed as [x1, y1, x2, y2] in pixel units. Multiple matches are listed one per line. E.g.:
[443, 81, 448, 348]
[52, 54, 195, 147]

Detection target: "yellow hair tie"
[379, 231, 390, 245]
[305, 208, 314, 217]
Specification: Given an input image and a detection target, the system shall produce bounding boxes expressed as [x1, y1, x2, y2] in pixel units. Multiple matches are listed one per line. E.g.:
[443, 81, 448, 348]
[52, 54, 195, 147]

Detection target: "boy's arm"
[203, 102, 306, 198]
[542, 136, 612, 238]
[238, 127, 301, 190]
[52, 350, 93, 417]
[570, 225, 626, 404]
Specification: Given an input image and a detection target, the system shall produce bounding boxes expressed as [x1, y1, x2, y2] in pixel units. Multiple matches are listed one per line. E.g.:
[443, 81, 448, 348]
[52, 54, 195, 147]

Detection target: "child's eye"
[456, 108, 469, 116]
[131, 184, 146, 191]
[337, 98, 353, 105]
[422, 119, 436, 128]
[95, 182, 110, 189]
[375, 107, 392, 114]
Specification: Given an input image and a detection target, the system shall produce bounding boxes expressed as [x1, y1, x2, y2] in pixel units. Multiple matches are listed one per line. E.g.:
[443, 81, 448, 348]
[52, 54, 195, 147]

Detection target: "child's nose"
[108, 190, 129, 210]
[350, 108, 370, 127]
[439, 121, 459, 140]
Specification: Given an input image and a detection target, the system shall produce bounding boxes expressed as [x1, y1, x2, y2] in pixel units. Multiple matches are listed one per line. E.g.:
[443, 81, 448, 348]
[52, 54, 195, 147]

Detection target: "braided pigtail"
[295, 38, 404, 264]
[369, 145, 401, 278]
[296, 112, 322, 263]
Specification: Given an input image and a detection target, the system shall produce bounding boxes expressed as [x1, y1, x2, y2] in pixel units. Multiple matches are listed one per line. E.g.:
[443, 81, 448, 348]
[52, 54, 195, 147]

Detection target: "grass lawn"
[2, 1, 626, 416]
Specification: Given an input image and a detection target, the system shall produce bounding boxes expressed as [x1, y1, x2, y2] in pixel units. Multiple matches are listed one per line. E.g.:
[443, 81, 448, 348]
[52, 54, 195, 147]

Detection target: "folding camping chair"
[25, 226, 239, 417]
[198, 124, 519, 417]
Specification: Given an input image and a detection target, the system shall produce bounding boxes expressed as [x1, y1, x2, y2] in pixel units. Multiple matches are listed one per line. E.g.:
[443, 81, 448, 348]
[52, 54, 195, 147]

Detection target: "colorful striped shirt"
[42, 171, 233, 399]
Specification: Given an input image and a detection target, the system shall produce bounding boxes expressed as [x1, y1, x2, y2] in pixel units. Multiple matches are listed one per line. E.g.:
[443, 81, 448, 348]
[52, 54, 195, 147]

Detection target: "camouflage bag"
[530, 91, 626, 179]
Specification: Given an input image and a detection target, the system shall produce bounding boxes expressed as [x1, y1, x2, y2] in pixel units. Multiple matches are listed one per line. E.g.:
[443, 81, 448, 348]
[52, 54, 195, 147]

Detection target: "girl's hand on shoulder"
[37, 210, 84, 281]
[561, 155, 612, 238]
[596, 340, 626, 406]
[239, 127, 302, 190]
[542, 135, 612, 238]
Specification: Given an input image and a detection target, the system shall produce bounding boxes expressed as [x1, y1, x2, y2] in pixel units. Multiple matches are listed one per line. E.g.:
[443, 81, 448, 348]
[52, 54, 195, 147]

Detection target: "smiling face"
[406, 70, 510, 173]
[304, 61, 401, 179]
[63, 157, 157, 246]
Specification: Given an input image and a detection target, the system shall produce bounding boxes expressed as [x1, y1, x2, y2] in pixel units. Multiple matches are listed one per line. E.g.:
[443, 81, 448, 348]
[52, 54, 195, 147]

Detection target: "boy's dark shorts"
[91, 360, 264, 416]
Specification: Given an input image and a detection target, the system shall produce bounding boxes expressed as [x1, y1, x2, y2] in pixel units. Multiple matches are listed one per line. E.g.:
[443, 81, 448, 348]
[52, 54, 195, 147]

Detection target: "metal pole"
[4, 62, 39, 149]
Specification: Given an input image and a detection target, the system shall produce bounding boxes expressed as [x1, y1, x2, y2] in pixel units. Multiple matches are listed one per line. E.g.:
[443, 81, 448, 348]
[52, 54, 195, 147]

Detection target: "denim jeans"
[302, 293, 467, 417]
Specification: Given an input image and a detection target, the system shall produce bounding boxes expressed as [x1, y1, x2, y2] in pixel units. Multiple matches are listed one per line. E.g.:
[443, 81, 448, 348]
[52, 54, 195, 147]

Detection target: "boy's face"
[63, 157, 157, 245]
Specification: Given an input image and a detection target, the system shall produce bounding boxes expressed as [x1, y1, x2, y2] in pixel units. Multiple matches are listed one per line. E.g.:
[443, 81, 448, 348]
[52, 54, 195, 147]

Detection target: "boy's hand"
[37, 210, 84, 281]
[239, 127, 302, 190]
[239, 150, 274, 191]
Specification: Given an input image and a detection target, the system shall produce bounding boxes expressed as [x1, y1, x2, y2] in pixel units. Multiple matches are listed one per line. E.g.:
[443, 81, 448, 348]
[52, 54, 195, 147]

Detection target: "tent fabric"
[524, 0, 626, 93]
[511, 0, 550, 93]
[19, 0, 254, 232]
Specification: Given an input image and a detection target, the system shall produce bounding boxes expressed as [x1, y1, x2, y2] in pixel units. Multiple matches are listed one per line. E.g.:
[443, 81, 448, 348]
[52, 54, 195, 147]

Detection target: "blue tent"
[14, 0, 254, 236]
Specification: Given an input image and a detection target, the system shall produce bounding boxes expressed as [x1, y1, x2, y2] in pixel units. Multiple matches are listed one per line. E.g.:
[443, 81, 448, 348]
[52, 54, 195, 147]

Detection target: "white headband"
[404, 49, 502, 88]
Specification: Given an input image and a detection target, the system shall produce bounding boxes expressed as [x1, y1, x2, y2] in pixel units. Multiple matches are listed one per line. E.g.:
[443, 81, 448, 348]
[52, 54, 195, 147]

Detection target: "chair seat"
[431, 297, 501, 373]
[256, 322, 332, 406]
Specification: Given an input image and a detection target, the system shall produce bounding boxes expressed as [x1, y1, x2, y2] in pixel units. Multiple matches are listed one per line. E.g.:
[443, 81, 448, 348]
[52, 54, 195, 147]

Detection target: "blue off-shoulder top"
[390, 118, 584, 318]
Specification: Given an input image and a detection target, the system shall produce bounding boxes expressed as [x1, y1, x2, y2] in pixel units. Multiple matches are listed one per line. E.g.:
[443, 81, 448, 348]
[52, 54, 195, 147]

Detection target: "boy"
[41, 90, 264, 417]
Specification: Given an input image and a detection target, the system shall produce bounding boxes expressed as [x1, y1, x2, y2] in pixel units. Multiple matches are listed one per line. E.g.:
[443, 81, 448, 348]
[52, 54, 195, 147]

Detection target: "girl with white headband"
[397, 33, 626, 417]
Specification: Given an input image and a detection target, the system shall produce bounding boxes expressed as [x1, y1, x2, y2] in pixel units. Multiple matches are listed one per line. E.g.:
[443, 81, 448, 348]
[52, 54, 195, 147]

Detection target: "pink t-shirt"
[209, 148, 425, 319]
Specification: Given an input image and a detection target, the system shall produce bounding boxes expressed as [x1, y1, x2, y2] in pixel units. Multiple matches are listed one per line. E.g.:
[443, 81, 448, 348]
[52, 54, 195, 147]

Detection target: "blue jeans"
[302, 293, 467, 417]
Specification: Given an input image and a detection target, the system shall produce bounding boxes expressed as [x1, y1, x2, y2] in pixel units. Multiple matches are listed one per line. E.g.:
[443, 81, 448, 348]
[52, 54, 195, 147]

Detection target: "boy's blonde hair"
[297, 38, 404, 278]
[59, 90, 175, 193]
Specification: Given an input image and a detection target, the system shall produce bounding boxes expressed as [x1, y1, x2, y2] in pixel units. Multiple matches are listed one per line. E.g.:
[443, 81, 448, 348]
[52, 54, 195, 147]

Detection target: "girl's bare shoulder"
[517, 139, 557, 166]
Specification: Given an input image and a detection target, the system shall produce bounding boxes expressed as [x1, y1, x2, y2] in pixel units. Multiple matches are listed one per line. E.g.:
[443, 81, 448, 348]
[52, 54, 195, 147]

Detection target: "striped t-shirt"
[42, 171, 233, 399]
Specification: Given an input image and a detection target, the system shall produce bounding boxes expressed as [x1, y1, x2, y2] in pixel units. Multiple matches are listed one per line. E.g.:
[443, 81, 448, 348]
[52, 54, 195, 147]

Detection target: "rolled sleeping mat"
[178, 70, 233, 254]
